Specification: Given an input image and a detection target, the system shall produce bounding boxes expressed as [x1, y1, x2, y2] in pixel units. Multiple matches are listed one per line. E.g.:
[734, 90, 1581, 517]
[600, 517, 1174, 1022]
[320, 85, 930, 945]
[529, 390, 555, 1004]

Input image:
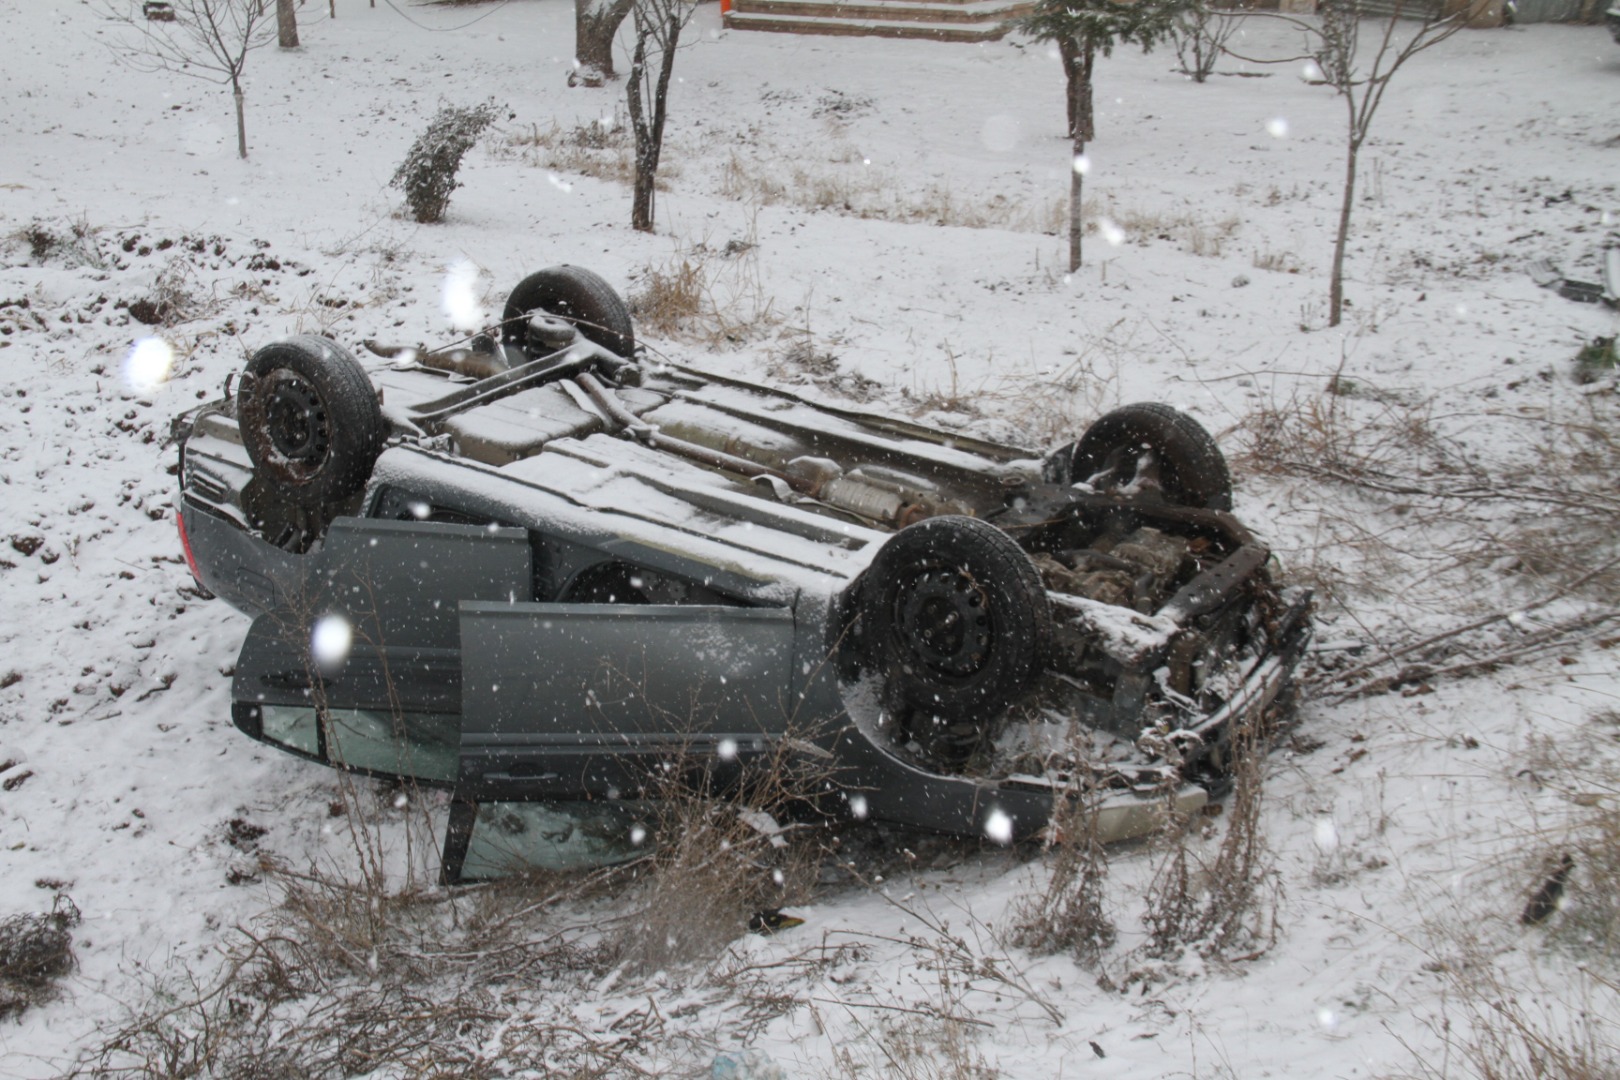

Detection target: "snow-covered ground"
[1, 0, 1617, 1076]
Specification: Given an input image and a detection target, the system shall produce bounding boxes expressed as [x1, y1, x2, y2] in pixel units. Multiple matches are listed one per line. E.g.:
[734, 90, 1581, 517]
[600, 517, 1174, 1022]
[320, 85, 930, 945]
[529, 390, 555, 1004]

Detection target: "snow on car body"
[172, 266, 1311, 881]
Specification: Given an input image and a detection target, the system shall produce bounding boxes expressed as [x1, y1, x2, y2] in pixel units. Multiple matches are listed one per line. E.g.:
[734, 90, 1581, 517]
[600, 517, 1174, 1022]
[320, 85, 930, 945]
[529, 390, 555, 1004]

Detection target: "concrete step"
[724, 2, 1029, 39]
[730, 0, 1028, 23]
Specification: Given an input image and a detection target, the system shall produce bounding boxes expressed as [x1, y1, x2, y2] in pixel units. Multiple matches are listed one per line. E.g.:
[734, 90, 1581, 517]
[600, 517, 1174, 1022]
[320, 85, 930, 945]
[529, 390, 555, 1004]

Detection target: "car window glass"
[459, 800, 653, 880]
[257, 704, 459, 784]
[326, 708, 459, 783]
[260, 704, 319, 757]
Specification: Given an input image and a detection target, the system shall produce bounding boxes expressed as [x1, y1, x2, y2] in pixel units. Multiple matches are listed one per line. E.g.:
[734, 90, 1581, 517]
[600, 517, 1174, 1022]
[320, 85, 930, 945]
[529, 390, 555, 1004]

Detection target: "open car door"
[230, 517, 533, 784]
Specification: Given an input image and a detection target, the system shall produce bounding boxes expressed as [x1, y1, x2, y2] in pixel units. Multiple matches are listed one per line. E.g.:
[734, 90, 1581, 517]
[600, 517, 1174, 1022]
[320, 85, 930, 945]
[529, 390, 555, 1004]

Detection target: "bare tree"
[574, 0, 637, 86]
[1172, 0, 1243, 82]
[107, 0, 278, 159]
[625, 0, 695, 232]
[1245, 0, 1470, 326]
[275, 0, 298, 47]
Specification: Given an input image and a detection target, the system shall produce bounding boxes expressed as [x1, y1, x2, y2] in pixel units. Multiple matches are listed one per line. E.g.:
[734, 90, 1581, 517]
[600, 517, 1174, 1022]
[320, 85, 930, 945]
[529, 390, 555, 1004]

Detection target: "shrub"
[1574, 336, 1617, 384]
[390, 102, 503, 224]
[0, 895, 80, 1019]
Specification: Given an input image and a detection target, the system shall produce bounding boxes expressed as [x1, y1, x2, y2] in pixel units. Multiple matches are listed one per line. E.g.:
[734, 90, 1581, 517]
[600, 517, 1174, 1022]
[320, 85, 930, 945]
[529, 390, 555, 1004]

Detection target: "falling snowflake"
[442, 259, 482, 332]
[1313, 817, 1339, 853]
[311, 613, 353, 669]
[125, 338, 174, 393]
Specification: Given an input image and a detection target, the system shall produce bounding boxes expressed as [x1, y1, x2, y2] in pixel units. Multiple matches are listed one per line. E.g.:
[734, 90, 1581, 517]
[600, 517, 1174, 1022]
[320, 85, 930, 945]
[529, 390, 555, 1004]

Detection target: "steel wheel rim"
[261, 371, 331, 479]
[893, 565, 991, 679]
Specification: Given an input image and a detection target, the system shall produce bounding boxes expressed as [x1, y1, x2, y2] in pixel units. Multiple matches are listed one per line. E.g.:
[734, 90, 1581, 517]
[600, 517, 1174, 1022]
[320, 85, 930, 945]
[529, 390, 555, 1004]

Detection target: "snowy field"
[1, 0, 1618, 1075]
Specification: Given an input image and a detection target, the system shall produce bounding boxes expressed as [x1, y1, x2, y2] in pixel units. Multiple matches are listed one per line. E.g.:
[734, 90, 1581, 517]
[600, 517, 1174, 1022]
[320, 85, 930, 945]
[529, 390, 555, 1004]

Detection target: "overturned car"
[173, 266, 1310, 881]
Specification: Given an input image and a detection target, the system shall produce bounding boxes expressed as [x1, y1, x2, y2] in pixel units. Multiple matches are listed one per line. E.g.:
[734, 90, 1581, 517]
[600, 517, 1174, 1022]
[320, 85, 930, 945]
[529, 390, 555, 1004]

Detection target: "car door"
[443, 601, 799, 881]
[230, 516, 533, 784]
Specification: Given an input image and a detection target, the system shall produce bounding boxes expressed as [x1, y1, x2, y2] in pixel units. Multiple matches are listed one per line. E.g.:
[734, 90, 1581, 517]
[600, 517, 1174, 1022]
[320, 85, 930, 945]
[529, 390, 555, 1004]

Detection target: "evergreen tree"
[1020, 0, 1188, 271]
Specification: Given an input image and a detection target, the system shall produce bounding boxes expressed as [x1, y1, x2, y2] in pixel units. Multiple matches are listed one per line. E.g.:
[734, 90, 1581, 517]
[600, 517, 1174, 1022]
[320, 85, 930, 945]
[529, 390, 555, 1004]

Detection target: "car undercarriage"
[173, 265, 1310, 881]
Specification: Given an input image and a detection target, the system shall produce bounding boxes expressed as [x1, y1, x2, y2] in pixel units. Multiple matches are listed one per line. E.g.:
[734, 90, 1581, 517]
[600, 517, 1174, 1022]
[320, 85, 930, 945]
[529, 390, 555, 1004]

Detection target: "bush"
[0, 895, 79, 1019]
[390, 102, 503, 224]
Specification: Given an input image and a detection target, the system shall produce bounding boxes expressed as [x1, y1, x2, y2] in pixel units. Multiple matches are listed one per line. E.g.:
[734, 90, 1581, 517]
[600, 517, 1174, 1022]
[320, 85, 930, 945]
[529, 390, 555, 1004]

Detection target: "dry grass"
[1189, 716, 1280, 958]
[1379, 706, 1620, 1079]
[818, 994, 1001, 1080]
[628, 234, 779, 346]
[503, 117, 680, 190]
[1517, 714, 1620, 965]
[506, 115, 1063, 238]
[75, 840, 650, 1079]
[75, 708, 843, 1074]
[814, 880, 1068, 1078]
[127, 255, 221, 327]
[1252, 245, 1303, 274]
[612, 792, 819, 975]
[603, 717, 835, 975]
[1391, 939, 1620, 1080]
[10, 215, 107, 268]
[719, 150, 1064, 235]
[628, 257, 705, 337]
[1009, 768, 1116, 964]
[1087, 200, 1242, 257]
[764, 335, 885, 402]
[1230, 383, 1620, 643]
[1138, 715, 1280, 962]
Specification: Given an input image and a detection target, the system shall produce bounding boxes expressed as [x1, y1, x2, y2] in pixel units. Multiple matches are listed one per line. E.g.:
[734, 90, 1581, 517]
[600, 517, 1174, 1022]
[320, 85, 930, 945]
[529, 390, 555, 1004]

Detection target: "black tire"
[1065, 402, 1233, 512]
[861, 516, 1052, 728]
[237, 336, 385, 510]
[501, 265, 635, 357]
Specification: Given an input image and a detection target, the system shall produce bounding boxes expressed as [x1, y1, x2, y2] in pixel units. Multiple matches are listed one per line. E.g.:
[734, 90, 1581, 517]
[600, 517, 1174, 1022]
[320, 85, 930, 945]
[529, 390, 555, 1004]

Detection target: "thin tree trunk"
[632, 158, 655, 231]
[647, 13, 678, 158]
[1069, 135, 1084, 273]
[276, 0, 299, 47]
[627, 38, 655, 230]
[1073, 42, 1096, 144]
[627, 8, 683, 233]
[1062, 39, 1095, 272]
[233, 84, 247, 158]
[1330, 136, 1358, 327]
[1059, 37, 1081, 138]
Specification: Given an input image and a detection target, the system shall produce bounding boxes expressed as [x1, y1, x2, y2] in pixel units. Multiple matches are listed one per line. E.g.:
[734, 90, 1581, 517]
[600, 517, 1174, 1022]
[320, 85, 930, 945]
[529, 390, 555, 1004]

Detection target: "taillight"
[176, 508, 204, 586]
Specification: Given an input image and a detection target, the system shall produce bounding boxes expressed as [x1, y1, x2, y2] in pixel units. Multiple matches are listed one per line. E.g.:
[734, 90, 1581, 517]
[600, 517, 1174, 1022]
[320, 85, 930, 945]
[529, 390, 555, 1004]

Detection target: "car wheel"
[237, 336, 385, 510]
[1061, 402, 1233, 512]
[862, 516, 1052, 746]
[501, 265, 635, 358]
